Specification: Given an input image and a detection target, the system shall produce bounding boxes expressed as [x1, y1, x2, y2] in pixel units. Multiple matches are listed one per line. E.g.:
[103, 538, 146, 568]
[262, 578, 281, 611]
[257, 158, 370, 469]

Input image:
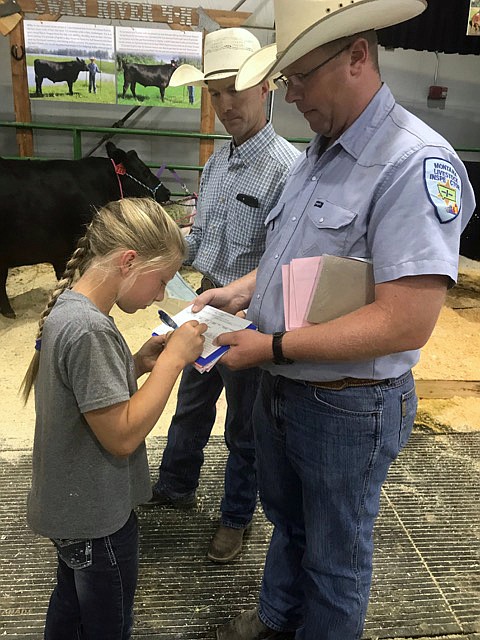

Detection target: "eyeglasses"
[274, 43, 351, 90]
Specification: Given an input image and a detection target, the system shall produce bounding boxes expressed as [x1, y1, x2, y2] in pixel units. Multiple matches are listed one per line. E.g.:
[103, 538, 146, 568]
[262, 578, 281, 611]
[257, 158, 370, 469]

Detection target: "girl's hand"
[163, 320, 207, 367]
[134, 335, 168, 377]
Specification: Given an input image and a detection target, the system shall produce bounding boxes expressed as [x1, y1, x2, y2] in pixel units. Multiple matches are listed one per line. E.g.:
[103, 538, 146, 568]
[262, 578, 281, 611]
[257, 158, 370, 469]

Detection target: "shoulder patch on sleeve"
[424, 157, 462, 224]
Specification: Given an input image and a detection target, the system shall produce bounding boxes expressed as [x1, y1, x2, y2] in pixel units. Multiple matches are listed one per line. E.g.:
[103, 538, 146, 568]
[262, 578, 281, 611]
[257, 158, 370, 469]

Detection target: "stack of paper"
[152, 304, 256, 373]
[282, 255, 374, 330]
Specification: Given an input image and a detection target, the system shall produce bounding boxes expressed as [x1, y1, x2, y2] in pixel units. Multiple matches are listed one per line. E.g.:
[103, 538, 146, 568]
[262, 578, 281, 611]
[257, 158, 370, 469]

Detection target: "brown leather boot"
[207, 524, 248, 563]
[216, 608, 295, 639]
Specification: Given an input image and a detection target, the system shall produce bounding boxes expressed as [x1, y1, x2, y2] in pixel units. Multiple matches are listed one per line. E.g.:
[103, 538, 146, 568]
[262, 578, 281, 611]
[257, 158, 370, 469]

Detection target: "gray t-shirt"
[27, 290, 151, 539]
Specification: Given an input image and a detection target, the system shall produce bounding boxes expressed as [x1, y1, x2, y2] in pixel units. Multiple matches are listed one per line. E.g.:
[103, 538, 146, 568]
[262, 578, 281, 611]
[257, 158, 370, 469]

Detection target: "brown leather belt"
[200, 275, 217, 291]
[306, 377, 388, 391]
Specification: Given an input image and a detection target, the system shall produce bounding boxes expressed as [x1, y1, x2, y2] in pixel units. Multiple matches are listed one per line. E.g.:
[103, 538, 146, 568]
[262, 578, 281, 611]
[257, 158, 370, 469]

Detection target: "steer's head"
[76, 57, 88, 71]
[106, 142, 171, 203]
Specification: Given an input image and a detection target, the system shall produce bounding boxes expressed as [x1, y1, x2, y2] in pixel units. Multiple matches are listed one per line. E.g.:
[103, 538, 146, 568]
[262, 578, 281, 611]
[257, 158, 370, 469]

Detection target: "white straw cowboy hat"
[236, 0, 427, 90]
[169, 27, 266, 88]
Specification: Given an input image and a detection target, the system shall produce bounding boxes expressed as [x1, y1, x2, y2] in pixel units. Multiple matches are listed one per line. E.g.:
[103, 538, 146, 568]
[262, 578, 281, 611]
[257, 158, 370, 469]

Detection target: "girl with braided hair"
[21, 197, 206, 639]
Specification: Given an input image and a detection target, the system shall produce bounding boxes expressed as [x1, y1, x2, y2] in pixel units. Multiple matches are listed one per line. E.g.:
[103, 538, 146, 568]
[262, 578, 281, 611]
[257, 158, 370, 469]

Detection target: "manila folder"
[306, 255, 375, 324]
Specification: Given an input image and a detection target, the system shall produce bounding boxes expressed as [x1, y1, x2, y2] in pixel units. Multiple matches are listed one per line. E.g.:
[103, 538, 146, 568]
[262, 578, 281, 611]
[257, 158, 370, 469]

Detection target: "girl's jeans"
[45, 510, 138, 640]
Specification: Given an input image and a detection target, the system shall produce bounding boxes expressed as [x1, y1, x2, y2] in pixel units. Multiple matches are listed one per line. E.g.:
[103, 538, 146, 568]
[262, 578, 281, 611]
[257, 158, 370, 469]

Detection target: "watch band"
[272, 331, 294, 365]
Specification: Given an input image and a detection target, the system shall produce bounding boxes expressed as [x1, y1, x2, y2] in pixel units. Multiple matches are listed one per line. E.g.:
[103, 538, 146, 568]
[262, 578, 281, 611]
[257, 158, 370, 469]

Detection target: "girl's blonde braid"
[21, 234, 92, 402]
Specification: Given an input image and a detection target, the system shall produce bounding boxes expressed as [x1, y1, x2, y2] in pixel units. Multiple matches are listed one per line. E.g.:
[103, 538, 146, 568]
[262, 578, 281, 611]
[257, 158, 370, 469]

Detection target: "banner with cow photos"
[467, 0, 480, 35]
[23, 20, 202, 108]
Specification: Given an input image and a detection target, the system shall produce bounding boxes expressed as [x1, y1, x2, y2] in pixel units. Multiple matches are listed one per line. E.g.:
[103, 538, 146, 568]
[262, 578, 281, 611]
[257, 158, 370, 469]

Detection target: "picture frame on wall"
[467, 0, 480, 36]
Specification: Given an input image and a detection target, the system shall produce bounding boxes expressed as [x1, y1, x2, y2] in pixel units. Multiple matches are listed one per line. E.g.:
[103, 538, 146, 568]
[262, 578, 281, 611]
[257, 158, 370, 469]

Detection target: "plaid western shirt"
[185, 122, 300, 286]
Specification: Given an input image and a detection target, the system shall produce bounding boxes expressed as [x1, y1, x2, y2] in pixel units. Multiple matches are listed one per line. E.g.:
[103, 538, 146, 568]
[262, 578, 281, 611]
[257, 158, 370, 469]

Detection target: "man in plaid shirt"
[146, 28, 299, 563]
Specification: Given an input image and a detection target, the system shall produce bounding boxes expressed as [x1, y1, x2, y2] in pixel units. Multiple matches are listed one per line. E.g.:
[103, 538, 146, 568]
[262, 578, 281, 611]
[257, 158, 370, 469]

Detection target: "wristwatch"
[272, 331, 294, 365]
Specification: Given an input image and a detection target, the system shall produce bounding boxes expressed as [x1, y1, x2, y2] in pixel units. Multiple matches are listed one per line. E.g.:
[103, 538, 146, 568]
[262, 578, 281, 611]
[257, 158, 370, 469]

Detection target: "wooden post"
[9, 18, 34, 157]
[199, 86, 215, 173]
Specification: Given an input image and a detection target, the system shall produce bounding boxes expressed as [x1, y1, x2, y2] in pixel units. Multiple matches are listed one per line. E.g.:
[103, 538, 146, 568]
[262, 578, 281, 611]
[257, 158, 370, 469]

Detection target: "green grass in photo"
[117, 75, 200, 109]
[27, 54, 117, 103]
[29, 81, 117, 104]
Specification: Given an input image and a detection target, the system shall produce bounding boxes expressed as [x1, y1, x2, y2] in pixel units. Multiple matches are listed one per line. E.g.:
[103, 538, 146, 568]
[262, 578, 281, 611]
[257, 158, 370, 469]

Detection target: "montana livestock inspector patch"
[424, 158, 462, 223]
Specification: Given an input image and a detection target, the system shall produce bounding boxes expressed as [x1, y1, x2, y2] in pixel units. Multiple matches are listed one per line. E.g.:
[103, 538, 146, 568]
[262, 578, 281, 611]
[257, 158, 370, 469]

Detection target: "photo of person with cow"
[22, 197, 208, 639]
[24, 20, 116, 103]
[116, 26, 202, 107]
[144, 27, 300, 564]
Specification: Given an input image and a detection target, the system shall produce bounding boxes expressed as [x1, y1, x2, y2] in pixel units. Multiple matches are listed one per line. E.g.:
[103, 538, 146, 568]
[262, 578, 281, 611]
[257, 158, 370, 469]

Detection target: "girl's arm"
[83, 321, 206, 457]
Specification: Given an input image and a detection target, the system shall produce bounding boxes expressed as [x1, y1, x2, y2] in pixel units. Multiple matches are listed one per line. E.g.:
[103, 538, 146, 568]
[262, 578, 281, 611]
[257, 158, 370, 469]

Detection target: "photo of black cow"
[120, 58, 178, 102]
[34, 57, 88, 96]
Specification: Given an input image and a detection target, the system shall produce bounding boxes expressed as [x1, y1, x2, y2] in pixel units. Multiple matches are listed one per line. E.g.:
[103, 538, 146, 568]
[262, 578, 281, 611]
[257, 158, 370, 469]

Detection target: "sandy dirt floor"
[0, 259, 479, 453]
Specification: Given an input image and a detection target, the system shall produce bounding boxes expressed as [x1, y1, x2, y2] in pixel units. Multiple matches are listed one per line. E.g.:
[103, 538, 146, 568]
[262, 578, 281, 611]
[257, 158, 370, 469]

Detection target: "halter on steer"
[111, 159, 166, 200]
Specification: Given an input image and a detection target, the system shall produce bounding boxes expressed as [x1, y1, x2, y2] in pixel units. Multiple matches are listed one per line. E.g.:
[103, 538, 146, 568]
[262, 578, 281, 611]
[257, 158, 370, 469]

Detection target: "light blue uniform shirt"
[185, 122, 299, 285]
[248, 84, 475, 382]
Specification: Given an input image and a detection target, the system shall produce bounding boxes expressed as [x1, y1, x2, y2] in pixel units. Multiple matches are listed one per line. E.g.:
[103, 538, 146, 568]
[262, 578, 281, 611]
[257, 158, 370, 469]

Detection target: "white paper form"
[152, 304, 256, 371]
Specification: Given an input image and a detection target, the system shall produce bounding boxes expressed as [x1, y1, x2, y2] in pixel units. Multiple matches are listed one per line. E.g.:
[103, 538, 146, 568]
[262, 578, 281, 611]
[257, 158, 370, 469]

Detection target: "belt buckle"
[201, 276, 216, 291]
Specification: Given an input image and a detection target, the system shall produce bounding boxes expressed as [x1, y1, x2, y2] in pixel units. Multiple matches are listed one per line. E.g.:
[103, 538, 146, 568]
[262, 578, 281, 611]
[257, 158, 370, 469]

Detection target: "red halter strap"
[111, 159, 126, 198]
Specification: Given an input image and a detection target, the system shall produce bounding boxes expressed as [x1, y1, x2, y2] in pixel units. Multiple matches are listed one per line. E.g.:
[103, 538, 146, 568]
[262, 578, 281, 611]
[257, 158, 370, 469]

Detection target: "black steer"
[121, 60, 178, 102]
[0, 142, 170, 318]
[460, 161, 480, 262]
[34, 57, 88, 96]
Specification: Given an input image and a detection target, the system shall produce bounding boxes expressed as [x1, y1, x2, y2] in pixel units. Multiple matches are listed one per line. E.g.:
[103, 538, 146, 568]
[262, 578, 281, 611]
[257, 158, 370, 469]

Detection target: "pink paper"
[288, 257, 323, 329]
[282, 264, 291, 330]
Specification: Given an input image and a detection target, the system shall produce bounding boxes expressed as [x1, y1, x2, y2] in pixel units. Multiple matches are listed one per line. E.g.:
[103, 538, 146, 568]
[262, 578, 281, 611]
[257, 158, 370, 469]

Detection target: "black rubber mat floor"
[1, 431, 479, 639]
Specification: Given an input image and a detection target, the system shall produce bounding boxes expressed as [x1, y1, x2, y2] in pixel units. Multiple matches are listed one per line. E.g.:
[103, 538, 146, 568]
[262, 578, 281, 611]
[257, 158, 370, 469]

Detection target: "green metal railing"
[0, 121, 311, 171]
[1, 120, 477, 177]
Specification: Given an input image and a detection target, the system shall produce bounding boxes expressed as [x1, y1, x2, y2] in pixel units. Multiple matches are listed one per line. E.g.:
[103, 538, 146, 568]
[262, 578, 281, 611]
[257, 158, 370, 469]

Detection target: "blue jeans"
[44, 511, 138, 640]
[254, 371, 417, 640]
[155, 363, 260, 527]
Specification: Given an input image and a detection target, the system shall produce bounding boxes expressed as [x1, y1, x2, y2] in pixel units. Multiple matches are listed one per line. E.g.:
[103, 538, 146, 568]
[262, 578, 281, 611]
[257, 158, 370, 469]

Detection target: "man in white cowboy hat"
[191, 1, 475, 638]
[146, 27, 299, 563]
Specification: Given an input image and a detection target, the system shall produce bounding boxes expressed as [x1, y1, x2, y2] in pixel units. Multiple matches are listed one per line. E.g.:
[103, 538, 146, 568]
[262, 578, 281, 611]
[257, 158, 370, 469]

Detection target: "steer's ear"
[106, 142, 126, 163]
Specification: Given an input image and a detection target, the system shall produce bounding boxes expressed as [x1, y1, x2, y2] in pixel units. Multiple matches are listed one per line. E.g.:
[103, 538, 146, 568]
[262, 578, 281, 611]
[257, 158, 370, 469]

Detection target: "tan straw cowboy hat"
[235, 0, 427, 90]
[170, 27, 265, 88]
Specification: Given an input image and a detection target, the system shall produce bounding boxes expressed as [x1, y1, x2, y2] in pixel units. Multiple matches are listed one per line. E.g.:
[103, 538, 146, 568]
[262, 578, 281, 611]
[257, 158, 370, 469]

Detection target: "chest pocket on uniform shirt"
[303, 201, 357, 256]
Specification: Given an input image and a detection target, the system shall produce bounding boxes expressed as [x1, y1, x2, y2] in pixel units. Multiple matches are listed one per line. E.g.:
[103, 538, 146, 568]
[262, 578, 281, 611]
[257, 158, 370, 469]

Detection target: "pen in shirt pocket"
[236, 193, 259, 208]
[158, 309, 178, 330]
